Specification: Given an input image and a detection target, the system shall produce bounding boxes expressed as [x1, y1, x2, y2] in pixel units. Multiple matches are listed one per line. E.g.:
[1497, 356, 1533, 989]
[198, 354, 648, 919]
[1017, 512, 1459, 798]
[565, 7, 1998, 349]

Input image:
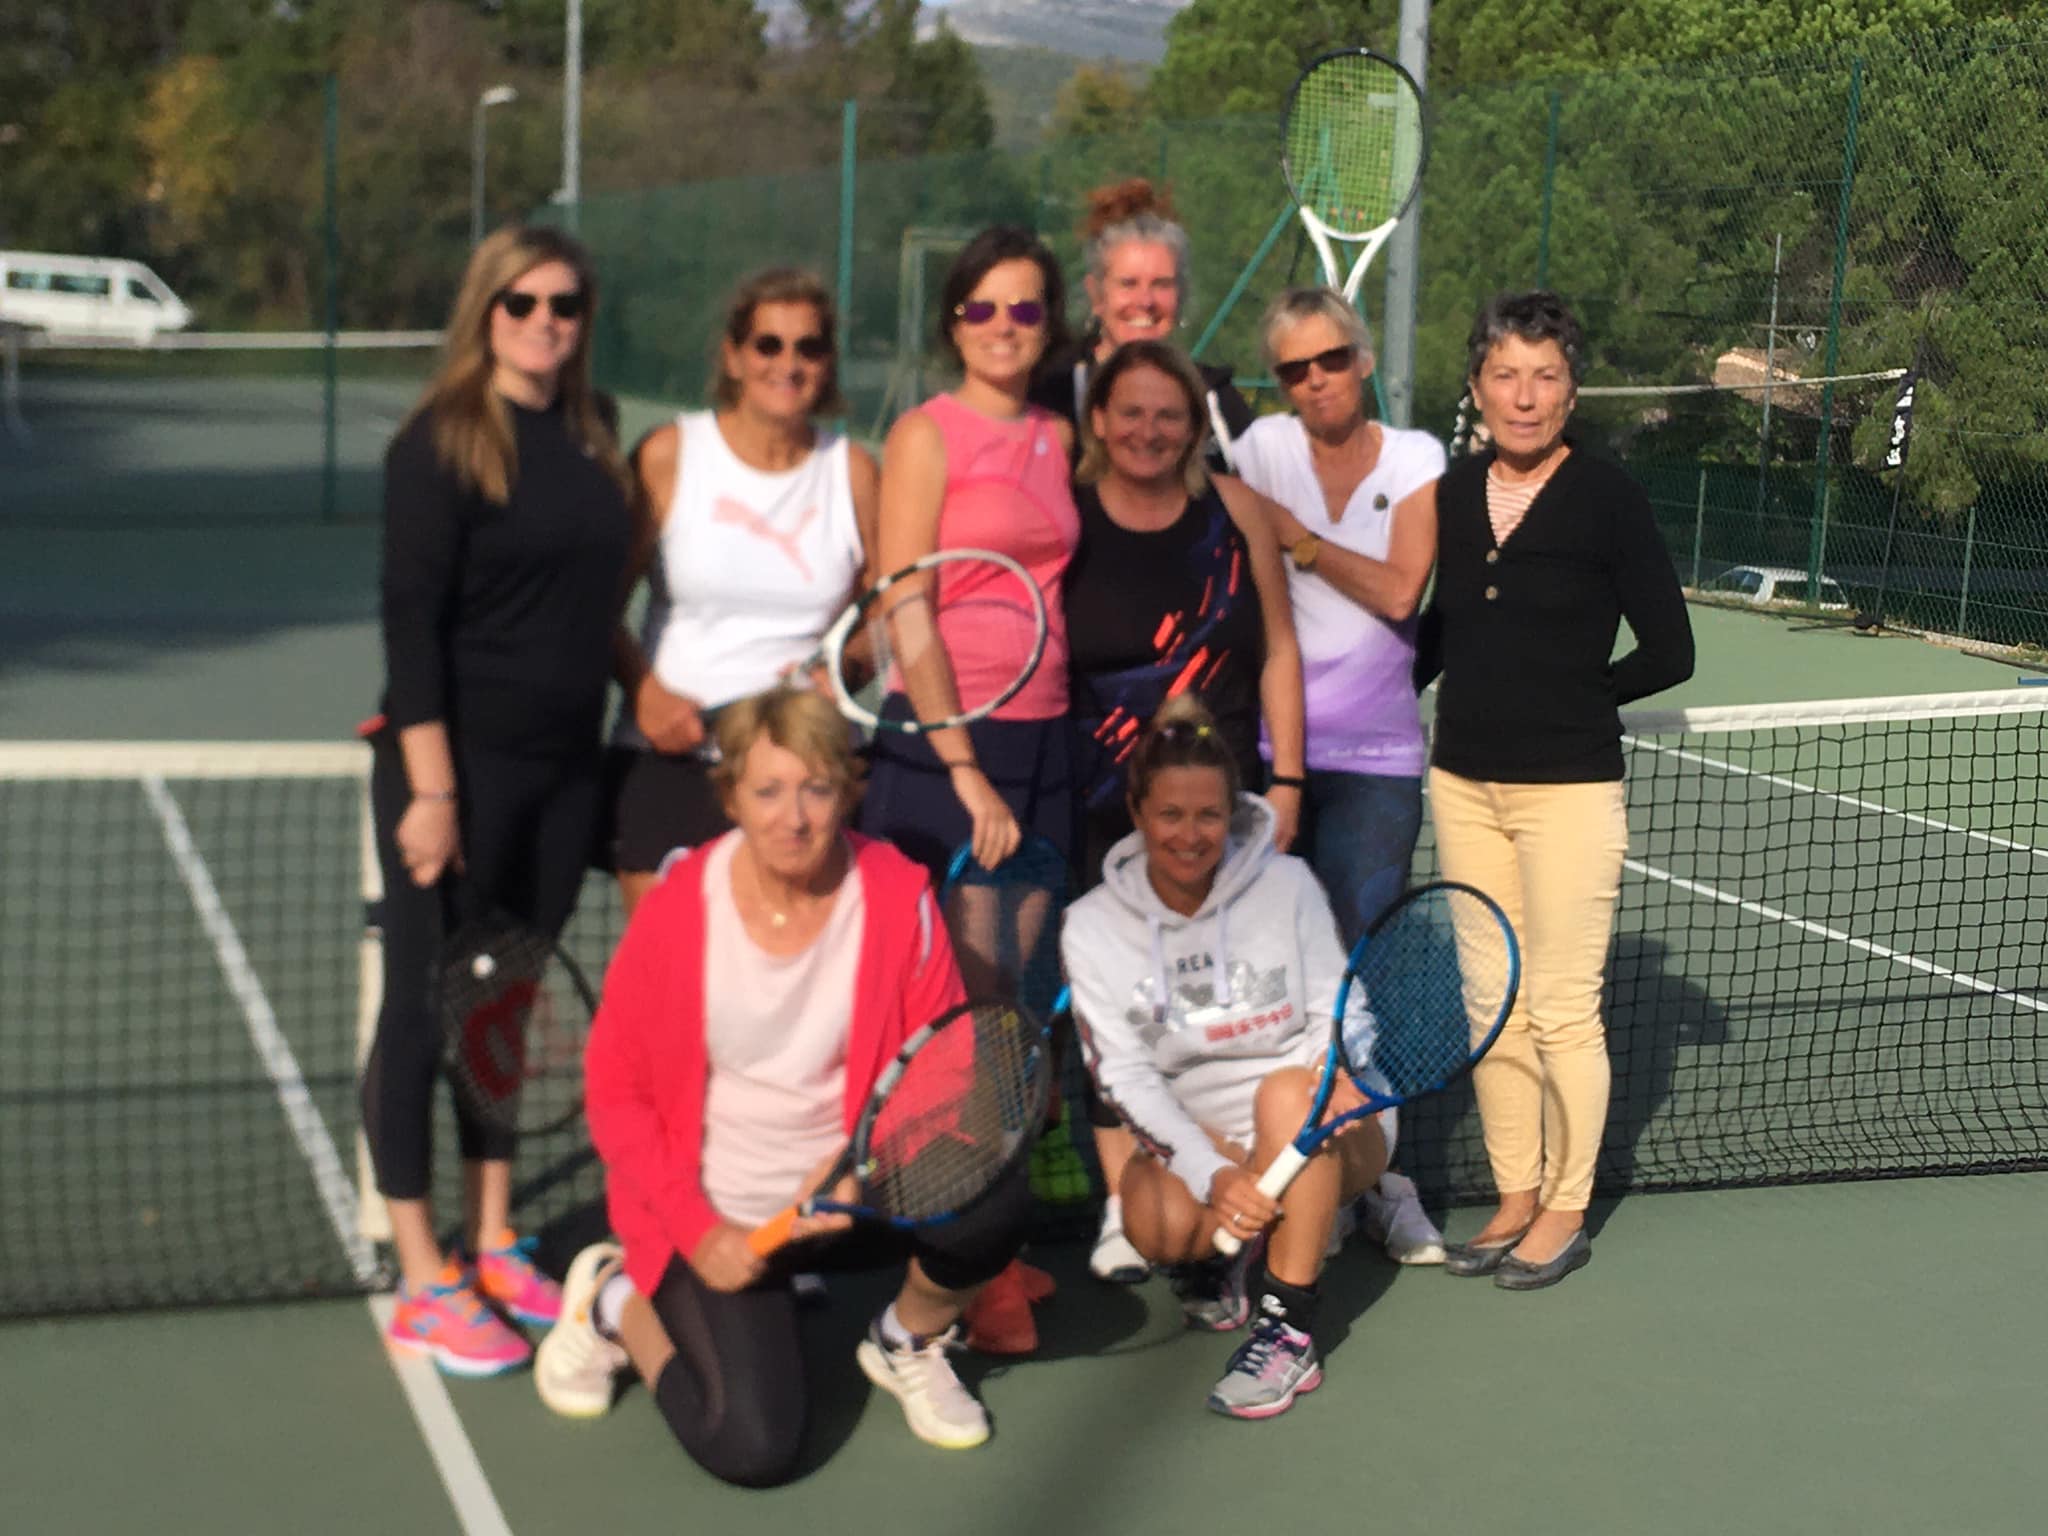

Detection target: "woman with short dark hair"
[1420, 290, 1694, 1290]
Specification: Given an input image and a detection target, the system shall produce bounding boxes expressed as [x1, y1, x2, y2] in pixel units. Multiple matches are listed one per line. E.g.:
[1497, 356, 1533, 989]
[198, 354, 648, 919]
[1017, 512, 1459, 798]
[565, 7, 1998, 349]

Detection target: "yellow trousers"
[1428, 768, 1627, 1212]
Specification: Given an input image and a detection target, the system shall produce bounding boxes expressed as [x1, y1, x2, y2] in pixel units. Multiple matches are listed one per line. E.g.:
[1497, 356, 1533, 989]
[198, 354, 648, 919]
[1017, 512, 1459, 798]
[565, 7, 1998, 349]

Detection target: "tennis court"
[2, 601, 2042, 1533]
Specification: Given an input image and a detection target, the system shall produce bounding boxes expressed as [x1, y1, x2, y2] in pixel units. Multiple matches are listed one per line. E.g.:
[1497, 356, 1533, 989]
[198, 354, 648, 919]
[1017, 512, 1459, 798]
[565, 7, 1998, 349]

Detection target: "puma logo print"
[713, 497, 819, 581]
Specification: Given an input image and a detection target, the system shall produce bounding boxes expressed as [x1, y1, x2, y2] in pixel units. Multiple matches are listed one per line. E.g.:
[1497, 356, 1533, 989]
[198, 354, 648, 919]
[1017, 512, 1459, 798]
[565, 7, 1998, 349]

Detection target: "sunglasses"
[1273, 345, 1356, 387]
[953, 299, 1046, 328]
[496, 289, 586, 322]
[747, 332, 832, 361]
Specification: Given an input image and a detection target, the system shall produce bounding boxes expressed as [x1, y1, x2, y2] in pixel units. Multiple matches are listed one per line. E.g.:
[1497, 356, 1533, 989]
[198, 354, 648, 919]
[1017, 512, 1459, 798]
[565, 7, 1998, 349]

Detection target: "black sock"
[1254, 1267, 1319, 1338]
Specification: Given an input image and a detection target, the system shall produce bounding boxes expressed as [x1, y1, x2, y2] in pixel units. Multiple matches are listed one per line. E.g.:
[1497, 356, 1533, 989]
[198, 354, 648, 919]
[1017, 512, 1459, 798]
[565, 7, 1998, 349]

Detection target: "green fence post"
[1808, 56, 1863, 589]
[1535, 87, 1561, 288]
[1692, 467, 1706, 586]
[322, 73, 339, 523]
[837, 101, 857, 336]
[1959, 503, 1977, 634]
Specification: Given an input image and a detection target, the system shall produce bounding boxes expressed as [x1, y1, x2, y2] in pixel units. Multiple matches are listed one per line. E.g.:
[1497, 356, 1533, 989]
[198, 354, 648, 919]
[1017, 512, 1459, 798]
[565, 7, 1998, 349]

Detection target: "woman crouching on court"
[1061, 695, 1391, 1419]
[534, 689, 1031, 1484]
[1418, 292, 1693, 1290]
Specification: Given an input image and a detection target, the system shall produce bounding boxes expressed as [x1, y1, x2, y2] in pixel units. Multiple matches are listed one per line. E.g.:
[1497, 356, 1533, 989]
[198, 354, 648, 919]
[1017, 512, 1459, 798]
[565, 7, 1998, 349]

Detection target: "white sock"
[1100, 1194, 1124, 1233]
[877, 1302, 916, 1350]
[593, 1272, 632, 1339]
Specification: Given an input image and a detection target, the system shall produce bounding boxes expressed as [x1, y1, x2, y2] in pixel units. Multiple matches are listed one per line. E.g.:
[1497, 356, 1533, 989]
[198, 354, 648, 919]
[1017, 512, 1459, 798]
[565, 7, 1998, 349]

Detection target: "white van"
[0, 252, 193, 342]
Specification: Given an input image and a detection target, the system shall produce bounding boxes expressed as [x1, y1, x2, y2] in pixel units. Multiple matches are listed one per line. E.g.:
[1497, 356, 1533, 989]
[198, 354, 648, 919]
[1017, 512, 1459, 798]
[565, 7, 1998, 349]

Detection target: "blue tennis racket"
[940, 835, 1069, 1021]
[1214, 880, 1518, 1255]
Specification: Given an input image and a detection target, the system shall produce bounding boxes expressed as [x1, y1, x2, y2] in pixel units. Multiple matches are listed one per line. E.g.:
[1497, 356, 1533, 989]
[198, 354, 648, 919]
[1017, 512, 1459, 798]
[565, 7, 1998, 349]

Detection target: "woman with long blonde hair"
[363, 224, 633, 1376]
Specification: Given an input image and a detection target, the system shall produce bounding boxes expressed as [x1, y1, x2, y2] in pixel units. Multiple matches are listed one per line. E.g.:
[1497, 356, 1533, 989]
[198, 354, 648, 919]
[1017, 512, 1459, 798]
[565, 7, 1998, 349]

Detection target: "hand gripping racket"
[1281, 48, 1428, 305]
[1214, 881, 1517, 1255]
[746, 999, 1053, 1257]
[436, 909, 596, 1138]
[810, 547, 1049, 734]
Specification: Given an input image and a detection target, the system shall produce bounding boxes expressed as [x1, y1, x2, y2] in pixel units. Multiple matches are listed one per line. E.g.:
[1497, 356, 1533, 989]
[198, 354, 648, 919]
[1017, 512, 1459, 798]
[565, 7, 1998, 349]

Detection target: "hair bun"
[1082, 178, 1177, 240]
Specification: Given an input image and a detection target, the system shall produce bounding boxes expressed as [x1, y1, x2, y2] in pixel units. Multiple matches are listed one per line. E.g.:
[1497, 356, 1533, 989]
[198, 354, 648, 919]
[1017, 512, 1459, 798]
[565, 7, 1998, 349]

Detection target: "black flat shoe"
[1493, 1229, 1591, 1291]
[1443, 1230, 1531, 1278]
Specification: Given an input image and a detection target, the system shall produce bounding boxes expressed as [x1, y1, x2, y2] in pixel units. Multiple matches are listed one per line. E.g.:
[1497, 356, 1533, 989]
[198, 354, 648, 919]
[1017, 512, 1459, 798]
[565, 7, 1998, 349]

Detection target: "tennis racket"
[940, 835, 1069, 1015]
[1214, 881, 1517, 1256]
[1281, 48, 1427, 306]
[809, 547, 1049, 734]
[746, 999, 1053, 1257]
[436, 910, 595, 1138]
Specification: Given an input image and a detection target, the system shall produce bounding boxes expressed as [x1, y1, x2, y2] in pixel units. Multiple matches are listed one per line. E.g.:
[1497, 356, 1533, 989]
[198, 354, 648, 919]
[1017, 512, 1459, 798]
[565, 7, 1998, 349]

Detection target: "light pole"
[471, 85, 518, 247]
[561, 0, 582, 232]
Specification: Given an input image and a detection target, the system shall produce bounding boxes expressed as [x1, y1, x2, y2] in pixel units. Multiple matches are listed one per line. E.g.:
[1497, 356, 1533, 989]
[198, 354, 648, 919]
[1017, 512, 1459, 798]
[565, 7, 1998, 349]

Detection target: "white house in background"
[0, 252, 193, 342]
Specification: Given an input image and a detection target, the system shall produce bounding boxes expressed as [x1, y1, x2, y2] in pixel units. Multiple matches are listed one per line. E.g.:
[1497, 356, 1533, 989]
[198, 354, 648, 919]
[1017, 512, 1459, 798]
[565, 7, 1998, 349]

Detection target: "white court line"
[1625, 734, 2048, 862]
[1625, 853, 2048, 1016]
[141, 776, 515, 1536]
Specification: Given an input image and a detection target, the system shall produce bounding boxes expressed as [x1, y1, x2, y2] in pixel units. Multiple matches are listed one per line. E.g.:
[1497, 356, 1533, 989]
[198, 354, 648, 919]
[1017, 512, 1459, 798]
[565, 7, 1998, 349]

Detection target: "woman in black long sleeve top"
[1417, 292, 1693, 1292]
[366, 225, 633, 1375]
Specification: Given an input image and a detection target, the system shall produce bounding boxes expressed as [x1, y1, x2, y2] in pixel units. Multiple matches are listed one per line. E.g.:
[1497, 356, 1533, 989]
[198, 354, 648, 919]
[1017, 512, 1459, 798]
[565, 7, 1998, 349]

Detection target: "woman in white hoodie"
[1060, 694, 1389, 1420]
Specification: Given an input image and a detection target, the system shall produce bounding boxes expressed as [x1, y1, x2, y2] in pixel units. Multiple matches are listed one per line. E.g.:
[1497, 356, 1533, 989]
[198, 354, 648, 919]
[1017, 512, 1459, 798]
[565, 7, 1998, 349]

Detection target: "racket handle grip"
[747, 1206, 801, 1258]
[1211, 1145, 1311, 1256]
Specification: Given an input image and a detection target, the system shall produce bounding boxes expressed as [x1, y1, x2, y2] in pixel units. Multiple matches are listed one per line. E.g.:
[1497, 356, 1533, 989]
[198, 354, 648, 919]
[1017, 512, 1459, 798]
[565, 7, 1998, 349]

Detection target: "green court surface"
[3, 594, 2042, 1532]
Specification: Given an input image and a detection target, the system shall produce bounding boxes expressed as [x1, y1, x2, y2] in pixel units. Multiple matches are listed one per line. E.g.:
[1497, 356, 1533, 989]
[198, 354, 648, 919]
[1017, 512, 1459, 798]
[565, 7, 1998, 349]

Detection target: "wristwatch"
[1290, 533, 1322, 572]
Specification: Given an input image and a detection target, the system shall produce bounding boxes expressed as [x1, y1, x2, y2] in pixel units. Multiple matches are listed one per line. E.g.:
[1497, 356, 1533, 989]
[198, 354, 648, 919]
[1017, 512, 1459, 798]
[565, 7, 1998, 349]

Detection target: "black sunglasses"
[496, 289, 586, 321]
[748, 332, 832, 361]
[1273, 345, 1356, 387]
[953, 299, 1046, 327]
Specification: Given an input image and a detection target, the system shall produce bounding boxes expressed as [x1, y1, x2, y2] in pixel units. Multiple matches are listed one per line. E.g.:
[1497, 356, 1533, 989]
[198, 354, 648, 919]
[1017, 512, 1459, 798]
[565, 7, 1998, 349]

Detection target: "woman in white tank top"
[609, 269, 878, 913]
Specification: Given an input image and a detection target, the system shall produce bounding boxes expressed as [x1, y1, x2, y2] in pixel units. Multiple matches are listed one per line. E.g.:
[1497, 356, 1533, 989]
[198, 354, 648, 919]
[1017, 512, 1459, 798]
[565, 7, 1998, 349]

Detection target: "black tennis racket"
[435, 910, 594, 1138]
[746, 999, 1052, 1257]
[940, 834, 1069, 1019]
[1215, 881, 1517, 1256]
[809, 547, 1049, 734]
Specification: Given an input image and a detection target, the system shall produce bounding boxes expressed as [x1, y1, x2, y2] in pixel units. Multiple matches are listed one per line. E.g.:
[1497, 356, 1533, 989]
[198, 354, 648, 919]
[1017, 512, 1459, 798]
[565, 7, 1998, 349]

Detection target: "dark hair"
[936, 224, 1070, 366]
[1074, 339, 1210, 493]
[1465, 290, 1587, 384]
[713, 267, 844, 415]
[1127, 693, 1241, 810]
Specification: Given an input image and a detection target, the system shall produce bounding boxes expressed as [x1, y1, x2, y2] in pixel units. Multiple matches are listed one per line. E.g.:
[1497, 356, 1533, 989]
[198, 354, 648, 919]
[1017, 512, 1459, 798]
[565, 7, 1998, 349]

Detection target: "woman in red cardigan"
[534, 688, 1032, 1484]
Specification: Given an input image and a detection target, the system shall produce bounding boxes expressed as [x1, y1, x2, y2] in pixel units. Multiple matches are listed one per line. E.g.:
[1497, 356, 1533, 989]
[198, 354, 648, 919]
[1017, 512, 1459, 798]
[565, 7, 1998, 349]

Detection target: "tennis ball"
[472, 953, 497, 981]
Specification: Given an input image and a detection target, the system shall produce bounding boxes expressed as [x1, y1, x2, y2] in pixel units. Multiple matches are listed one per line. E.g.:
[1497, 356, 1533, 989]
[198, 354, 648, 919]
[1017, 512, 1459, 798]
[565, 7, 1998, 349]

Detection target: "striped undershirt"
[1485, 461, 1559, 545]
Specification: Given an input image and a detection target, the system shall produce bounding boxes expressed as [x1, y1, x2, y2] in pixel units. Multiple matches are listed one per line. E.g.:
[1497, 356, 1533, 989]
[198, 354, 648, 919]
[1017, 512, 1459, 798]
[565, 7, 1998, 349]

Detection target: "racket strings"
[941, 840, 1068, 1020]
[1286, 55, 1423, 233]
[436, 919, 590, 1134]
[863, 1003, 1049, 1221]
[864, 556, 1045, 725]
[1349, 889, 1516, 1098]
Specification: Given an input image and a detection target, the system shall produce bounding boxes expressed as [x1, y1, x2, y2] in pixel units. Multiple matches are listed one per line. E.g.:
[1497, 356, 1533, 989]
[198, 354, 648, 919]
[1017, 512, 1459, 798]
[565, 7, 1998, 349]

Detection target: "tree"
[1048, 63, 1145, 140]
[1147, 0, 1398, 119]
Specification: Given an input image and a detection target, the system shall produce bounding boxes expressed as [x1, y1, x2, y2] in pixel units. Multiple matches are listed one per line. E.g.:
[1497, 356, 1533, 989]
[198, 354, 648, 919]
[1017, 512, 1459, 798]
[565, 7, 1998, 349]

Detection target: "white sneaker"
[1359, 1172, 1446, 1265]
[855, 1320, 991, 1449]
[1090, 1199, 1150, 1283]
[534, 1242, 630, 1418]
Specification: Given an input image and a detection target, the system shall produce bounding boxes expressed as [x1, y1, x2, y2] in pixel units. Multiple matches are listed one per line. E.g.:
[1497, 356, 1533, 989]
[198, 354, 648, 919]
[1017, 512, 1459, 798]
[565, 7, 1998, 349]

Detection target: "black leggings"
[646, 1163, 1032, 1488]
[361, 729, 600, 1200]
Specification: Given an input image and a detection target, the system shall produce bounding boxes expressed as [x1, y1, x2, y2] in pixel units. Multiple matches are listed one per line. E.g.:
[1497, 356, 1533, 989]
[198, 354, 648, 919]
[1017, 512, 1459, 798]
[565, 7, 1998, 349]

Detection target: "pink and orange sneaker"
[475, 1231, 563, 1326]
[387, 1267, 533, 1377]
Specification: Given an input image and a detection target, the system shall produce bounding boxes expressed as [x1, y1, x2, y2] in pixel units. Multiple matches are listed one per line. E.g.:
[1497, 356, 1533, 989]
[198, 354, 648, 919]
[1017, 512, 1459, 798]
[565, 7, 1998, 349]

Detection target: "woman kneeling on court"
[536, 688, 1031, 1482]
[1061, 695, 1391, 1419]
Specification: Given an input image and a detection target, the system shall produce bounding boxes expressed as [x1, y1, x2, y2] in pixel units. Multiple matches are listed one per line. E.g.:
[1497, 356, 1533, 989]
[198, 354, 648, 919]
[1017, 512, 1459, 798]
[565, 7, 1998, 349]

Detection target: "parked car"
[0, 252, 193, 343]
[1702, 563, 1850, 610]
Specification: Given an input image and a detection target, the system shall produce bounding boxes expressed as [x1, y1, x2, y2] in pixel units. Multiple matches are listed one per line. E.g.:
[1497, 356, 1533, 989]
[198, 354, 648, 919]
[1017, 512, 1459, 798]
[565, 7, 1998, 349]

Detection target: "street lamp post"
[471, 85, 518, 247]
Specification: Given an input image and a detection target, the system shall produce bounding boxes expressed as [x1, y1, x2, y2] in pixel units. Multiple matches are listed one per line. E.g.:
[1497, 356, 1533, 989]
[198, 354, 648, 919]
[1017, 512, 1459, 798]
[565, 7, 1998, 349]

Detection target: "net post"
[1807, 55, 1864, 591]
[354, 772, 392, 1243]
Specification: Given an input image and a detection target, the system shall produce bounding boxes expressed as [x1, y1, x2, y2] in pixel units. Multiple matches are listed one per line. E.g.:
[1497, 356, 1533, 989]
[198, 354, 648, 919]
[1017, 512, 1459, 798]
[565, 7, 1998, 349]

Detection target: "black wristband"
[1267, 773, 1307, 789]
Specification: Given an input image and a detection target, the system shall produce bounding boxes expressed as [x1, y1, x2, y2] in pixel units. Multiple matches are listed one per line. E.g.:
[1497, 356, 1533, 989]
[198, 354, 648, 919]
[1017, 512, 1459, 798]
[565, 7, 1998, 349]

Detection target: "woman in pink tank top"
[859, 226, 1082, 878]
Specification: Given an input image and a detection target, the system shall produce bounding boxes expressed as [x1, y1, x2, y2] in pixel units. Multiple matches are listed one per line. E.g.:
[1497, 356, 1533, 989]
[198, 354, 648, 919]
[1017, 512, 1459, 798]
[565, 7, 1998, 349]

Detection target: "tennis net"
[4, 688, 2045, 1315]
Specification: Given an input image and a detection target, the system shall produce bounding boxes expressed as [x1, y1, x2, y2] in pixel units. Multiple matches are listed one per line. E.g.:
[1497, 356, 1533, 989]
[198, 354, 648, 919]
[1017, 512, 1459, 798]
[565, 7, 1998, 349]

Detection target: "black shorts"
[605, 745, 732, 873]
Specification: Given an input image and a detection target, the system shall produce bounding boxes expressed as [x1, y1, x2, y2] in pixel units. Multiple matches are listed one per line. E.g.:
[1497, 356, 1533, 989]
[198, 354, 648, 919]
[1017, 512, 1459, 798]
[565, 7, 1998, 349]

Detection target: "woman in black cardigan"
[1416, 292, 1694, 1291]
